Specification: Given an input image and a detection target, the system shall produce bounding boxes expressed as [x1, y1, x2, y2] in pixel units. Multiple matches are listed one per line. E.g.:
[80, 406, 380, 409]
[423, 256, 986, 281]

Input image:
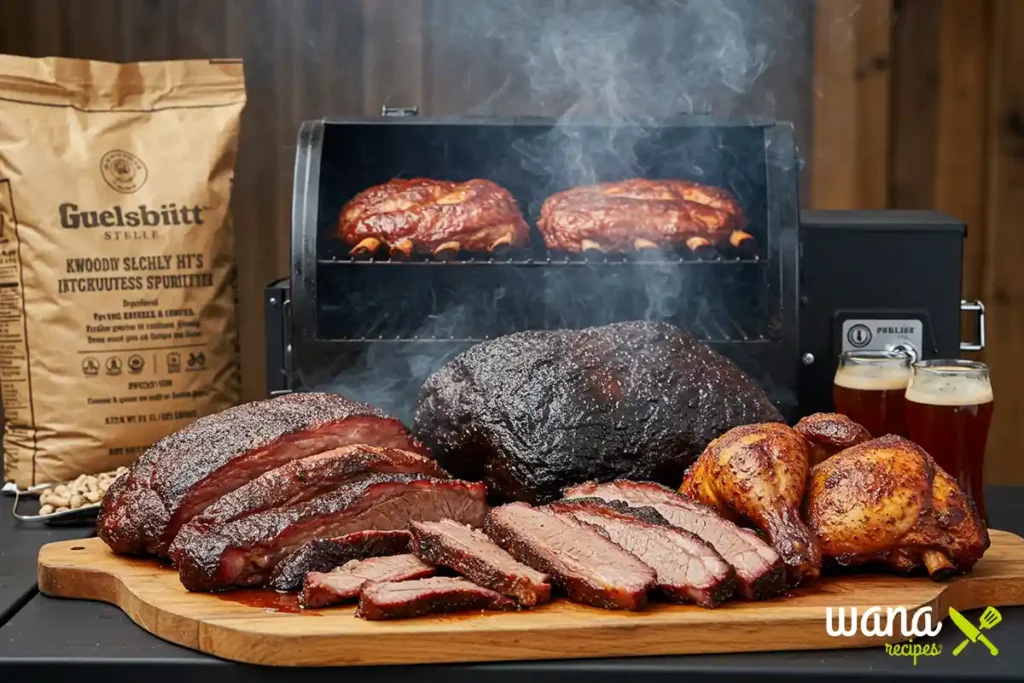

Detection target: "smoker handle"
[961, 299, 986, 352]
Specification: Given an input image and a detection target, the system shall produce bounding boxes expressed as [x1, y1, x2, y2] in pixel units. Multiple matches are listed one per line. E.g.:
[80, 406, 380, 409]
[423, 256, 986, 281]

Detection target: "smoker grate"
[317, 253, 760, 267]
[313, 312, 773, 345]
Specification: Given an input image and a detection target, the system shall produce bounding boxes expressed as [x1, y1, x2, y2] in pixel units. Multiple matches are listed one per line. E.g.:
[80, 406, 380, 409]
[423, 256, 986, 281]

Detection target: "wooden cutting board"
[38, 530, 1024, 667]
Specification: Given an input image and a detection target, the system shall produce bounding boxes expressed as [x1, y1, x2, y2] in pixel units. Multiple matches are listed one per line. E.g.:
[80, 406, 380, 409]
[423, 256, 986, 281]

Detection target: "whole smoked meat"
[414, 321, 783, 503]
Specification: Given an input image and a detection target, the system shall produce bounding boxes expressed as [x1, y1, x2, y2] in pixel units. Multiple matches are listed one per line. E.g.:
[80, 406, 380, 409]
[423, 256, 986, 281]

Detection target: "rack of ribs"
[537, 178, 751, 255]
[337, 178, 530, 260]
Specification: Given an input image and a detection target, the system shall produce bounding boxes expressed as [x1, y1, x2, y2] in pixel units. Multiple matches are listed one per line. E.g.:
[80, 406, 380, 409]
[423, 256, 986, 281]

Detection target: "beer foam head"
[834, 362, 911, 391]
[905, 366, 994, 406]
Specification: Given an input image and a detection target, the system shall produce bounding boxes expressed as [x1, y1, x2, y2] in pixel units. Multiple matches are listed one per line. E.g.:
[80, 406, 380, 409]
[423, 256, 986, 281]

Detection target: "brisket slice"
[413, 321, 783, 504]
[98, 392, 427, 557]
[564, 480, 785, 600]
[300, 554, 435, 609]
[411, 519, 551, 607]
[175, 474, 486, 591]
[267, 529, 412, 592]
[484, 502, 656, 610]
[169, 446, 445, 564]
[548, 499, 735, 608]
[356, 577, 517, 620]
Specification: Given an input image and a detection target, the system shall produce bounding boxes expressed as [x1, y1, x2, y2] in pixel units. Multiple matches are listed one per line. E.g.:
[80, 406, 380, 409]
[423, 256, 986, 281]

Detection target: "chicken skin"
[681, 422, 822, 585]
[805, 435, 989, 580]
[794, 412, 872, 466]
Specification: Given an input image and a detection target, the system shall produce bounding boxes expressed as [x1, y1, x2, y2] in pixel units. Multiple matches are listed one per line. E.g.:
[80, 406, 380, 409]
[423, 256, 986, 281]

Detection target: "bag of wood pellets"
[0, 56, 245, 488]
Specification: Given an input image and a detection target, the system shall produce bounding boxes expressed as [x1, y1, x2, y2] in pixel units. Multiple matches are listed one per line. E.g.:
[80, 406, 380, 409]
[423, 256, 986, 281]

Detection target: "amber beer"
[905, 360, 994, 522]
[833, 351, 912, 437]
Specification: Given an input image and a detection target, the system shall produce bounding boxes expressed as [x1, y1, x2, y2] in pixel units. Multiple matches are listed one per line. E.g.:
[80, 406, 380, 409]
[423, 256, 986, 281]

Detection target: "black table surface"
[1, 488, 1022, 683]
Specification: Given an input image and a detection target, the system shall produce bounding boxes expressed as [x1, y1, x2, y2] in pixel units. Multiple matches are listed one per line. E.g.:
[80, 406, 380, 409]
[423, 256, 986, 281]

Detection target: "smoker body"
[798, 210, 980, 414]
[267, 116, 980, 421]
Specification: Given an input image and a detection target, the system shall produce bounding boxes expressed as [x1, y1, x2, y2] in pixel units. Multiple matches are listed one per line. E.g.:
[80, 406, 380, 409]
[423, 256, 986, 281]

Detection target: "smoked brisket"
[356, 577, 517, 620]
[300, 554, 436, 609]
[414, 321, 782, 504]
[411, 519, 551, 607]
[169, 445, 444, 564]
[174, 473, 486, 591]
[98, 392, 426, 557]
[548, 498, 735, 608]
[484, 502, 656, 610]
[564, 480, 786, 599]
[267, 529, 413, 592]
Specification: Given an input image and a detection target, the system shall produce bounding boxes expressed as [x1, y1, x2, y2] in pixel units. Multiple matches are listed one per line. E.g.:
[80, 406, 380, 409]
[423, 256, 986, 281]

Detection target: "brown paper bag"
[0, 55, 245, 487]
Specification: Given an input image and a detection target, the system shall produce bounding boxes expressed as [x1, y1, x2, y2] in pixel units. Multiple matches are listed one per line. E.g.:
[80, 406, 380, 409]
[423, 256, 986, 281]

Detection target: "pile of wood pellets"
[37, 467, 128, 515]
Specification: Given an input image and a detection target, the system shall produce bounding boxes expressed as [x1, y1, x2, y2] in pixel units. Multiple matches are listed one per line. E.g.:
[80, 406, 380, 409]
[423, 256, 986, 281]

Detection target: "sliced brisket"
[356, 577, 517, 620]
[411, 519, 551, 607]
[169, 445, 444, 564]
[564, 480, 785, 599]
[98, 392, 427, 557]
[267, 529, 413, 592]
[300, 554, 435, 609]
[175, 474, 486, 591]
[484, 502, 656, 610]
[548, 499, 735, 608]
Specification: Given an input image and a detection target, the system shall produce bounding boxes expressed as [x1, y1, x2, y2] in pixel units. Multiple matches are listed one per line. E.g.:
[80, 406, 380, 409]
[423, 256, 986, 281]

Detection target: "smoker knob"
[801, 353, 815, 366]
[889, 343, 919, 364]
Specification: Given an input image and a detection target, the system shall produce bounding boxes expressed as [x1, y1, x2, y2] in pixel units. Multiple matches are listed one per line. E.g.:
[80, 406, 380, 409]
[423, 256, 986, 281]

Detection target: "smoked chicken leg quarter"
[681, 422, 822, 586]
[804, 435, 989, 579]
[413, 321, 784, 503]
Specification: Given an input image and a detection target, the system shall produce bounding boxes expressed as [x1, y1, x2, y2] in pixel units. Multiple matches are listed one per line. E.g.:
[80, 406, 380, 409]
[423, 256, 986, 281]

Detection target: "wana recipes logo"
[825, 605, 1003, 665]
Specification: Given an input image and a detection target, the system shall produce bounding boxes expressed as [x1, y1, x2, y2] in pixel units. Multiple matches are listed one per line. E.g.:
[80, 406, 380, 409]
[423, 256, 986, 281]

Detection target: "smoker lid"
[801, 210, 966, 235]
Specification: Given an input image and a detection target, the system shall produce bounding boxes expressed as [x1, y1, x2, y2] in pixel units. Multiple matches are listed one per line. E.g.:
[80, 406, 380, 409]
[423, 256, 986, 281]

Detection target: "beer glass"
[833, 350, 912, 438]
[905, 360, 994, 522]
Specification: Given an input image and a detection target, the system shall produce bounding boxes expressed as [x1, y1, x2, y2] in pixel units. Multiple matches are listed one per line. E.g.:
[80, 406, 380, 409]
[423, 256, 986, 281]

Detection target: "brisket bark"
[300, 554, 436, 609]
[484, 502, 656, 610]
[99, 392, 426, 557]
[564, 480, 785, 599]
[169, 445, 445, 564]
[411, 519, 551, 607]
[356, 577, 517, 620]
[268, 529, 413, 592]
[548, 498, 735, 608]
[174, 474, 486, 591]
[414, 321, 782, 504]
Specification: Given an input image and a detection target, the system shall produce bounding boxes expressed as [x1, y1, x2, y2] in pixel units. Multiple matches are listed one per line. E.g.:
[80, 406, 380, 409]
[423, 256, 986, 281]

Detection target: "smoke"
[307, 0, 806, 418]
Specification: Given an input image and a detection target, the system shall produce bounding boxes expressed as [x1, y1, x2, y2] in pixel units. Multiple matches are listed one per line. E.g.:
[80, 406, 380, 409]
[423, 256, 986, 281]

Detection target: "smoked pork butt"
[414, 321, 782, 503]
[98, 392, 426, 557]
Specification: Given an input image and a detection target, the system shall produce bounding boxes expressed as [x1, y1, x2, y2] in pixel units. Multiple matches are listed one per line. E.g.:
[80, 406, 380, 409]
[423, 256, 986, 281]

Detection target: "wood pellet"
[37, 467, 128, 516]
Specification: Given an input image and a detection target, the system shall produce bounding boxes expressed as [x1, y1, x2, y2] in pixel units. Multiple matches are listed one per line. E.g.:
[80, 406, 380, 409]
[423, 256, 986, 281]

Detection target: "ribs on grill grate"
[337, 178, 530, 259]
[537, 178, 752, 254]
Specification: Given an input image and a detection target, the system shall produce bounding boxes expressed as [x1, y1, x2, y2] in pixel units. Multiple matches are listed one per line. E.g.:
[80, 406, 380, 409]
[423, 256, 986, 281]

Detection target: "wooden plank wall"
[0, 0, 812, 405]
[811, 0, 1024, 485]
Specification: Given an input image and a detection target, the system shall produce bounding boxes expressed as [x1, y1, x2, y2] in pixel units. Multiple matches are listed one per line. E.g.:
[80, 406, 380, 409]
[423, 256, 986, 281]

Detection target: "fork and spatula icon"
[949, 606, 1002, 656]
